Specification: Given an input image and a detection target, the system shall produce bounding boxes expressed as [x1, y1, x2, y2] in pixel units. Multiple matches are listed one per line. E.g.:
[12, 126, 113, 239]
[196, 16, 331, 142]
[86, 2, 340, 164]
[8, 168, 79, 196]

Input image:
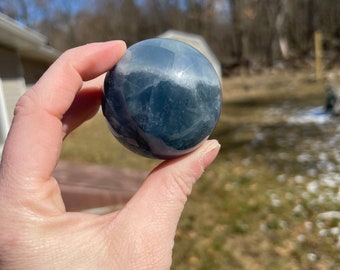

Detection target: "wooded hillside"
[1, 0, 340, 75]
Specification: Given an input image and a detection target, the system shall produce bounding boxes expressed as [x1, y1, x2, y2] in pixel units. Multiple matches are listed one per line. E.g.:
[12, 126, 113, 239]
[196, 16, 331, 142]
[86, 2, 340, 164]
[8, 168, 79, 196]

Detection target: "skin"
[0, 41, 220, 270]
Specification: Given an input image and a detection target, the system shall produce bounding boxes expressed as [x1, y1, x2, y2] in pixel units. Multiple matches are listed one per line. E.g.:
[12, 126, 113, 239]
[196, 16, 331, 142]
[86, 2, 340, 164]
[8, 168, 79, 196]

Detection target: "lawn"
[61, 68, 340, 269]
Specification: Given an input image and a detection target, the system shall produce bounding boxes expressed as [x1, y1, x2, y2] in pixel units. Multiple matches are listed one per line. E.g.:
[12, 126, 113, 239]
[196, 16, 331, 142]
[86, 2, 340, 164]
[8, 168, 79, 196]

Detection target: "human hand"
[0, 41, 220, 270]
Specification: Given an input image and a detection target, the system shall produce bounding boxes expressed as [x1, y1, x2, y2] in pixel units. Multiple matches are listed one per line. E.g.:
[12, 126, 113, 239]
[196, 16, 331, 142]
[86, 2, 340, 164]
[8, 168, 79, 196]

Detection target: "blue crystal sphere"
[102, 38, 222, 159]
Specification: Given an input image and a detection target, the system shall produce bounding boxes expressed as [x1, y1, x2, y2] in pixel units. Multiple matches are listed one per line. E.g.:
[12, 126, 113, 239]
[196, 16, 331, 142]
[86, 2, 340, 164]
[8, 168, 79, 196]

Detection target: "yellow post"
[314, 31, 324, 81]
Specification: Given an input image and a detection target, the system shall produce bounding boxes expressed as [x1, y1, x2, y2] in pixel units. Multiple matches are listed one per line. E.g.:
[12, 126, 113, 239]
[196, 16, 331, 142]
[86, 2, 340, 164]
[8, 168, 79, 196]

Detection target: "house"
[0, 13, 60, 153]
[158, 29, 222, 80]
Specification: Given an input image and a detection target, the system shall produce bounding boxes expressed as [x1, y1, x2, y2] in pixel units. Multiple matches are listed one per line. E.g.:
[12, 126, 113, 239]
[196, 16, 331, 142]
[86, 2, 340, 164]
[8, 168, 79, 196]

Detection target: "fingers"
[61, 88, 102, 138]
[29, 41, 126, 120]
[0, 41, 126, 210]
[61, 74, 108, 137]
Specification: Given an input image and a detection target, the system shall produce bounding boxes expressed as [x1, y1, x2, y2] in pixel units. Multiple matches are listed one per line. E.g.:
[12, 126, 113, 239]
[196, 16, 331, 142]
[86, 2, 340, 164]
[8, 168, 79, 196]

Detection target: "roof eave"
[0, 13, 60, 62]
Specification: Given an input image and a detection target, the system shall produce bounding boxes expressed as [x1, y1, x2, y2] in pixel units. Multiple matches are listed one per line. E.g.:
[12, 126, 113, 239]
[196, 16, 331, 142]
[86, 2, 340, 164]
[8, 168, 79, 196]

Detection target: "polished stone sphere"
[102, 38, 222, 159]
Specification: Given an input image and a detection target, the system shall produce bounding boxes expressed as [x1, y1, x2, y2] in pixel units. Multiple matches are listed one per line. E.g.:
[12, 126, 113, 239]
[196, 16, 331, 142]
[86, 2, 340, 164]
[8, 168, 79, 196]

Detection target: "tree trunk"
[275, 0, 290, 59]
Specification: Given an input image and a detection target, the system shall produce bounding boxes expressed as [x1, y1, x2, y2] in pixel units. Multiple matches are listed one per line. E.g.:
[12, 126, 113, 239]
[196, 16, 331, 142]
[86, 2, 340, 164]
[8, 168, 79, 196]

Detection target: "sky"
[0, 0, 230, 27]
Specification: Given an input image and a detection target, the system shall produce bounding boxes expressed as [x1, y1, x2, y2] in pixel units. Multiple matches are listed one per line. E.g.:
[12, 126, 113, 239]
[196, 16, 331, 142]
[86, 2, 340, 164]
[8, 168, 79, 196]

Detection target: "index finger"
[1, 41, 126, 188]
[32, 41, 126, 119]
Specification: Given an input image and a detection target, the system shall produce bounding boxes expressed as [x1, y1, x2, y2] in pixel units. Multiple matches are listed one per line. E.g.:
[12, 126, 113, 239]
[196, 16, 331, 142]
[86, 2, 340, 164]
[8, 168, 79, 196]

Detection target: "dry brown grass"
[61, 68, 340, 269]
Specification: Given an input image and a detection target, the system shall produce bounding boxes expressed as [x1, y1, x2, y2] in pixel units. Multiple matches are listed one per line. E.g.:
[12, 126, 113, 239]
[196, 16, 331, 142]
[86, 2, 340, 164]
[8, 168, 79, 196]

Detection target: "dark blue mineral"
[102, 38, 222, 159]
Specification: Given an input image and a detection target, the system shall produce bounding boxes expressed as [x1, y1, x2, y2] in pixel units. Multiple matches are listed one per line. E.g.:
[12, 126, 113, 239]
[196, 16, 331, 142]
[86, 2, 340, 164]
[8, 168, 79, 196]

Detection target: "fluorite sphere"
[102, 38, 222, 159]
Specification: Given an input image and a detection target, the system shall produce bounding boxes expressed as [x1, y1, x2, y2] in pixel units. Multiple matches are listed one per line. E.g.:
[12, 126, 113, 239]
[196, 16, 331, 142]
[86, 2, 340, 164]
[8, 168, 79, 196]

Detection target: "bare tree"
[275, 0, 290, 59]
[0, 0, 45, 26]
[2, 0, 340, 70]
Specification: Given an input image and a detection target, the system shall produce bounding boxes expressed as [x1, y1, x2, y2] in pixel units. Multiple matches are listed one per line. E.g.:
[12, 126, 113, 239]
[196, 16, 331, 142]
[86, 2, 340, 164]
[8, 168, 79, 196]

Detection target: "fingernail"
[112, 40, 127, 50]
[201, 139, 221, 169]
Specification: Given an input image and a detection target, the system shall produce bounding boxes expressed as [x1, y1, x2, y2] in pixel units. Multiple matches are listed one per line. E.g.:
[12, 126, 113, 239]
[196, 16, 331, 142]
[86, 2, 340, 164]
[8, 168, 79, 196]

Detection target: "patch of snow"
[317, 211, 340, 220]
[287, 106, 332, 124]
[307, 253, 318, 262]
[306, 181, 319, 194]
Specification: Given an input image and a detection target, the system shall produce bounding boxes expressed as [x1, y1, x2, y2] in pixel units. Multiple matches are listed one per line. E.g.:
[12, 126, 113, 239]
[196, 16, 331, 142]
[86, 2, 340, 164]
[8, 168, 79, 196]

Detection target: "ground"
[59, 68, 340, 269]
[54, 161, 146, 212]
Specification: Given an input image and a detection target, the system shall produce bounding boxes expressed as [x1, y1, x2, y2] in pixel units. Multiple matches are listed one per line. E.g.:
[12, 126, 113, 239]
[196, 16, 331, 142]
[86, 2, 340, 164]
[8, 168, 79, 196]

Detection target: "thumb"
[111, 140, 220, 258]
[127, 139, 220, 219]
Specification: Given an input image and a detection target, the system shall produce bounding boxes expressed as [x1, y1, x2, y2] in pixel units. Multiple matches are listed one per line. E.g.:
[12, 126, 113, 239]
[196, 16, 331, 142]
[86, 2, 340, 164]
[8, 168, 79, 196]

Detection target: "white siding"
[0, 47, 26, 123]
[2, 78, 26, 120]
[0, 78, 9, 152]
